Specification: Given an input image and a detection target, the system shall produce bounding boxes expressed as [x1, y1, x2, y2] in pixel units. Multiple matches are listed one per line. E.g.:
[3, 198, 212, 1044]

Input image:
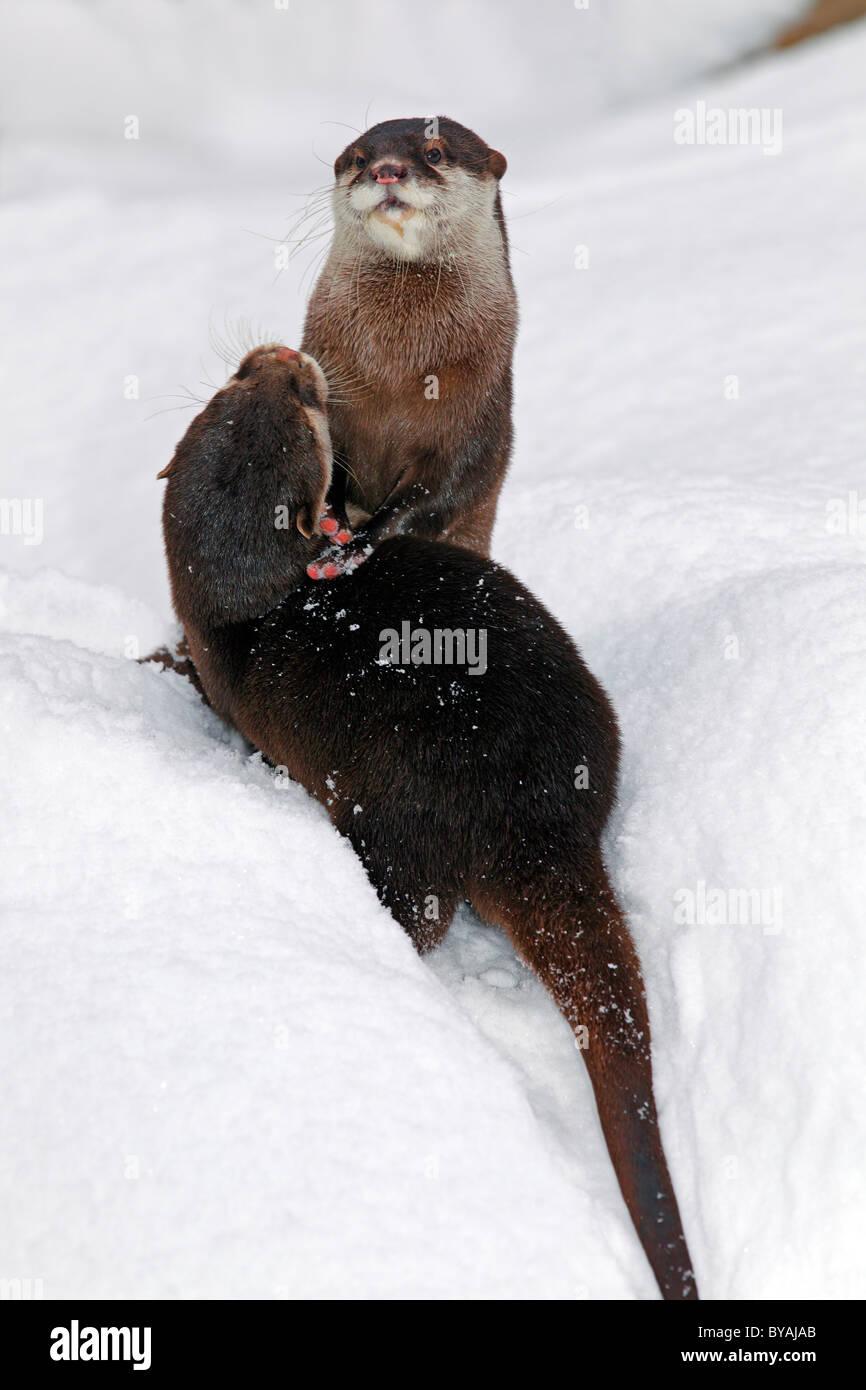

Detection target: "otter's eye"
[425, 148, 442, 165]
[354, 154, 367, 169]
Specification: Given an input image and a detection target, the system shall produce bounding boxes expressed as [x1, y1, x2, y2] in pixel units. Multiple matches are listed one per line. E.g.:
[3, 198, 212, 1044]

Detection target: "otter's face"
[333, 116, 507, 263]
[159, 346, 332, 540]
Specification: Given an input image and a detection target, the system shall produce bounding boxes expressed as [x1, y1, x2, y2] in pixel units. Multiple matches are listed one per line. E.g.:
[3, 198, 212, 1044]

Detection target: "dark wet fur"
[155, 348, 698, 1300]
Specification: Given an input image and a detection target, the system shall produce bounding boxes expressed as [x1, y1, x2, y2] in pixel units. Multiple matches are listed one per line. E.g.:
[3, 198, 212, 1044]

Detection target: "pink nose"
[374, 163, 407, 184]
[274, 347, 300, 361]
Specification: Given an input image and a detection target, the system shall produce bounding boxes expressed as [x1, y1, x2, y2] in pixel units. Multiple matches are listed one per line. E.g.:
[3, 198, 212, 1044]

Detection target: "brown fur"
[142, 115, 515, 679]
[154, 345, 698, 1300]
[302, 116, 517, 559]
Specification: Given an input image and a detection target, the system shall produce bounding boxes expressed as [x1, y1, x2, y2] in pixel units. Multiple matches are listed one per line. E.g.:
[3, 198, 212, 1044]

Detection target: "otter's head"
[158, 346, 333, 627]
[333, 115, 507, 263]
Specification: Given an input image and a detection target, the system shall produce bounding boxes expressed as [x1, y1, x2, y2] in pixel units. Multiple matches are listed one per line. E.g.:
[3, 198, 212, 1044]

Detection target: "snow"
[2, 0, 866, 1299]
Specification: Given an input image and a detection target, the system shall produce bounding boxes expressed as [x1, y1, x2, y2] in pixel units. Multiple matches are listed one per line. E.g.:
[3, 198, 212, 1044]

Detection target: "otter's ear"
[488, 149, 507, 180]
[157, 445, 181, 480]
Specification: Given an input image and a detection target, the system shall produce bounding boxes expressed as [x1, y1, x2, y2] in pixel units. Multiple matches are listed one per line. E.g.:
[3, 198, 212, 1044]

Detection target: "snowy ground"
[2, 2, 865, 1299]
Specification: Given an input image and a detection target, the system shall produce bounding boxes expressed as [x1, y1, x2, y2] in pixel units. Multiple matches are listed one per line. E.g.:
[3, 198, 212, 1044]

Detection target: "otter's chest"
[328, 382, 447, 506]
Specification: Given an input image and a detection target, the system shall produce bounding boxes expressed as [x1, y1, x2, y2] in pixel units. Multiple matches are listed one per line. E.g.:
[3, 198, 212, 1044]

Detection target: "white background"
[1, 0, 865, 1299]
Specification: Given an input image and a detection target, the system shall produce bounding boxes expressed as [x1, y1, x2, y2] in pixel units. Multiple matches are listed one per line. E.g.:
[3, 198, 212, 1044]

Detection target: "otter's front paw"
[307, 508, 366, 579]
[307, 540, 372, 581]
[318, 504, 353, 546]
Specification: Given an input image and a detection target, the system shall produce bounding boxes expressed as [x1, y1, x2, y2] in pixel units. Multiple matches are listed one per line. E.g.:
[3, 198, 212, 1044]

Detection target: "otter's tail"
[471, 850, 698, 1301]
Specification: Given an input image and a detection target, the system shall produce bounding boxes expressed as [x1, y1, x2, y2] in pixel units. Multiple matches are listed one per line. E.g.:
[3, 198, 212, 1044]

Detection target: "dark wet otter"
[155, 343, 698, 1301]
[301, 115, 517, 578]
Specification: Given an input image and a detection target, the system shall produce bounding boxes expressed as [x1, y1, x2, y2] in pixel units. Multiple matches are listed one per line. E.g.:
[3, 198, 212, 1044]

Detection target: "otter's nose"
[372, 162, 408, 184]
[273, 347, 300, 362]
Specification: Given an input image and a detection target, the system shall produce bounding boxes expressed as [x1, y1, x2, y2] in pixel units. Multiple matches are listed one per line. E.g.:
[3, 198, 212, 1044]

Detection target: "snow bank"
[2, 3, 866, 1298]
[0, 573, 635, 1298]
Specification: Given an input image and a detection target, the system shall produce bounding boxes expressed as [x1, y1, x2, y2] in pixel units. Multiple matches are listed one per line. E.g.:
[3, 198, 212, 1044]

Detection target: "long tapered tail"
[472, 851, 698, 1300]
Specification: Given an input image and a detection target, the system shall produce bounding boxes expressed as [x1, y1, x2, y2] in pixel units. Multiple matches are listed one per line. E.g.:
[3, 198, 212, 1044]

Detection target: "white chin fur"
[346, 178, 436, 261]
[365, 208, 432, 260]
[338, 167, 498, 263]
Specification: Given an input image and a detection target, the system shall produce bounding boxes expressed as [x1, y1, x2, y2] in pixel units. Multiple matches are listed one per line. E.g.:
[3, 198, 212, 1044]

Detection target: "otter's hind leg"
[371, 871, 456, 954]
[471, 850, 698, 1301]
[338, 814, 457, 954]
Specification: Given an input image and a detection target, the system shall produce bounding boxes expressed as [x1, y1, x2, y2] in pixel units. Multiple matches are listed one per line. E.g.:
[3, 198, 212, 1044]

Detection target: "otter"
[155, 343, 698, 1301]
[300, 115, 517, 578]
[144, 114, 515, 676]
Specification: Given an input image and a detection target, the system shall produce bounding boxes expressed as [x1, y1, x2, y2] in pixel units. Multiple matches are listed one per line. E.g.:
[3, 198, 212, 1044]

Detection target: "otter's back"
[241, 538, 620, 857]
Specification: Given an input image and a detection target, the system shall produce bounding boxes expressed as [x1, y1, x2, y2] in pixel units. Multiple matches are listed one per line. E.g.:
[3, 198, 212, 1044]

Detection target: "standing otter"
[156, 343, 698, 1301]
[144, 114, 516, 676]
[300, 115, 517, 578]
